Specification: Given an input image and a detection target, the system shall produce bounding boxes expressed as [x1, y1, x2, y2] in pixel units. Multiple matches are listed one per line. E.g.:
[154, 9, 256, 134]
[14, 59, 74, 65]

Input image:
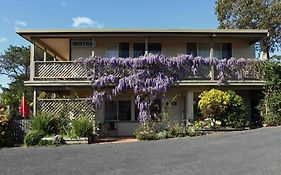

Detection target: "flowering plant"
[78, 54, 259, 123]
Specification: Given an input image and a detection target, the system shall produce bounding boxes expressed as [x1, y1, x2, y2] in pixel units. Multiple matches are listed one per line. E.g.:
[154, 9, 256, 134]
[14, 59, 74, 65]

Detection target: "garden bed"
[42, 137, 89, 144]
[197, 127, 251, 132]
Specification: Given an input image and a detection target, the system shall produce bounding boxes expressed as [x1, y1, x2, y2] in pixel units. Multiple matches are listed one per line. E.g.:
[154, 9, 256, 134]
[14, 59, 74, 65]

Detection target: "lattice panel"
[195, 64, 211, 79]
[180, 64, 211, 79]
[37, 99, 94, 119]
[35, 62, 87, 79]
[215, 61, 258, 80]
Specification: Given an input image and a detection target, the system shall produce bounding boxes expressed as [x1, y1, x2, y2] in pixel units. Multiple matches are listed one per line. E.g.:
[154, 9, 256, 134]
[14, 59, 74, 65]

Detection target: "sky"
[0, 0, 219, 89]
[0, 0, 278, 89]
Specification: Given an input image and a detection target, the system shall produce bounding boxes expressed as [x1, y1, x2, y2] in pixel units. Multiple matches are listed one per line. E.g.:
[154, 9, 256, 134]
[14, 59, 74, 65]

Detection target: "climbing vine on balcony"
[78, 54, 259, 123]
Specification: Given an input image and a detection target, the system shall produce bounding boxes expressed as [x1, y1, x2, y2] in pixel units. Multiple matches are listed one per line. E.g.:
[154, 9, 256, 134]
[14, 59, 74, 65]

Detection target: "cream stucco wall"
[37, 36, 256, 60]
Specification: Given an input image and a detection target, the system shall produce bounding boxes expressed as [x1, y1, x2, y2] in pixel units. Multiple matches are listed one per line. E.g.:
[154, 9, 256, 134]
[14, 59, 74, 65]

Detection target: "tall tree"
[0, 45, 30, 80]
[215, 0, 281, 59]
[0, 45, 48, 118]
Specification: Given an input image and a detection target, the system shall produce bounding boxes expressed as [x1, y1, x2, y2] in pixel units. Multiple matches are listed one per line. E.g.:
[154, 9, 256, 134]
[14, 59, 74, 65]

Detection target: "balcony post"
[145, 37, 148, 55]
[30, 38, 35, 81]
[92, 38, 96, 57]
[43, 48, 47, 62]
[210, 42, 215, 81]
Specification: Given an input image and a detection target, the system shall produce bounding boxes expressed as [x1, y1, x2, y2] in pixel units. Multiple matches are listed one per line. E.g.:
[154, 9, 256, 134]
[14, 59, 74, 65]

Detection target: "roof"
[16, 28, 268, 61]
[17, 28, 268, 40]
[16, 28, 268, 34]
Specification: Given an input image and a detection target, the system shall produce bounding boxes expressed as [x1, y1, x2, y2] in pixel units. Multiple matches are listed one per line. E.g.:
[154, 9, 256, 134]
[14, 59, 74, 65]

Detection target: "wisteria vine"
[78, 54, 259, 123]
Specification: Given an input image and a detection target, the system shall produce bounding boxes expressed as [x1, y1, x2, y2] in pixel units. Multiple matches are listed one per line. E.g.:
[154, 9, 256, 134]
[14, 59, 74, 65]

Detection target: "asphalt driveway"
[1, 127, 281, 175]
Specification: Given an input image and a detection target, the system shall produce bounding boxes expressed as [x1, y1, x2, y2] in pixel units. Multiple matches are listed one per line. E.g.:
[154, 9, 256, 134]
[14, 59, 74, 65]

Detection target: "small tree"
[198, 89, 230, 121]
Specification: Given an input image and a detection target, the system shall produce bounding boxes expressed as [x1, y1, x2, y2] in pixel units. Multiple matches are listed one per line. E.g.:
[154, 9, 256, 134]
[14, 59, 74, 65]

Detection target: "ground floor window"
[105, 100, 131, 121]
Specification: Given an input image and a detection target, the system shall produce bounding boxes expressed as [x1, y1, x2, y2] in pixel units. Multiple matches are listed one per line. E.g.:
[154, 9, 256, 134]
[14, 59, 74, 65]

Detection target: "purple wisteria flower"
[76, 54, 259, 122]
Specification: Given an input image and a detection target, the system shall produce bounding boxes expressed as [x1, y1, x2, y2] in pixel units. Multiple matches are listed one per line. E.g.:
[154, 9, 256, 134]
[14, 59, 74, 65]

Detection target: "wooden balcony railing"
[33, 60, 258, 81]
[34, 61, 87, 80]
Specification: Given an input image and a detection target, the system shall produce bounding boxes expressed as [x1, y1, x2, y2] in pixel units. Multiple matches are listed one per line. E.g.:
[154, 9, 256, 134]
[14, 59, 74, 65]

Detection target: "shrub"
[133, 120, 162, 140]
[71, 116, 94, 138]
[56, 107, 71, 135]
[186, 126, 202, 137]
[220, 91, 248, 128]
[198, 89, 230, 120]
[24, 130, 44, 146]
[264, 114, 281, 126]
[134, 126, 157, 140]
[37, 135, 65, 146]
[37, 140, 53, 146]
[156, 130, 168, 139]
[194, 119, 212, 129]
[0, 116, 14, 147]
[30, 113, 59, 135]
[198, 89, 248, 128]
[166, 121, 187, 138]
[134, 119, 205, 140]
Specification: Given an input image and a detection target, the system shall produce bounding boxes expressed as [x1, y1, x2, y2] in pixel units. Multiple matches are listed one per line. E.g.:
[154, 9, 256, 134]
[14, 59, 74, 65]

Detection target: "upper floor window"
[133, 43, 162, 57]
[148, 43, 161, 55]
[186, 43, 197, 57]
[105, 42, 129, 58]
[187, 43, 232, 59]
[133, 43, 145, 57]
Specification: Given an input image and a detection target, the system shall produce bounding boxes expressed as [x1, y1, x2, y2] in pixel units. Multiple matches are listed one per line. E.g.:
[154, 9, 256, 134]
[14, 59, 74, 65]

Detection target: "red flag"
[19, 96, 29, 118]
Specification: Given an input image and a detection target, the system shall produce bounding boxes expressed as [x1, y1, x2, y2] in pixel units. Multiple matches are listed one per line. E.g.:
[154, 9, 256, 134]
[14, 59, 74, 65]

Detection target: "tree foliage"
[0, 45, 30, 80]
[221, 90, 248, 128]
[257, 61, 281, 126]
[1, 78, 33, 118]
[215, 0, 281, 57]
[0, 45, 47, 118]
[0, 115, 14, 147]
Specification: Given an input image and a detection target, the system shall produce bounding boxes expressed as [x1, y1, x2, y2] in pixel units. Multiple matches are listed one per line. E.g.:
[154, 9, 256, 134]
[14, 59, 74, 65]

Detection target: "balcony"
[25, 60, 264, 87]
[34, 61, 87, 80]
